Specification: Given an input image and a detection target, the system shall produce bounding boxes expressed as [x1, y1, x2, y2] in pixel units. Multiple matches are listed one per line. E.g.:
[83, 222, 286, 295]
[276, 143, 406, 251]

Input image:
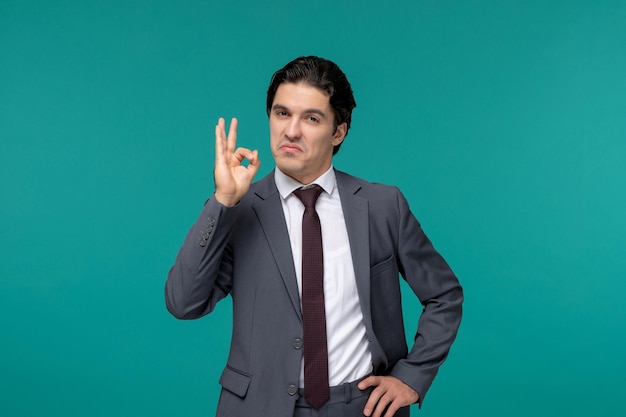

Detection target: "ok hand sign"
[213, 118, 261, 206]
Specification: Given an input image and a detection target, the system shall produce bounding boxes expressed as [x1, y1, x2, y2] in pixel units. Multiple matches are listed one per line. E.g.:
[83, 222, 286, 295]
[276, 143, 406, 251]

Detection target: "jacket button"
[208, 217, 216, 226]
[199, 240, 206, 247]
[287, 384, 298, 396]
[292, 338, 303, 349]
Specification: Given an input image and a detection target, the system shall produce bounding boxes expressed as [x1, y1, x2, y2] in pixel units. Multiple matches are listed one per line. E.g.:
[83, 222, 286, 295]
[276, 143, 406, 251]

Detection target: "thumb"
[247, 150, 261, 176]
[358, 375, 378, 390]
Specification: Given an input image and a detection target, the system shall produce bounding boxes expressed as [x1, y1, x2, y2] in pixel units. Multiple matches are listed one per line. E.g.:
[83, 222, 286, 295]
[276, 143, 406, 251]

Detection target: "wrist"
[213, 192, 239, 207]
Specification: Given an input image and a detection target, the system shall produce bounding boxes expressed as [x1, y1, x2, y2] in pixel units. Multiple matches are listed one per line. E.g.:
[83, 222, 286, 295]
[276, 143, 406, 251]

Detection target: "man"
[165, 56, 463, 417]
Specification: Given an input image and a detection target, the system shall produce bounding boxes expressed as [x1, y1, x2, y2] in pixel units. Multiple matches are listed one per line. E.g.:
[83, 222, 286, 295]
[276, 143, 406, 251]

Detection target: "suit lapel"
[251, 172, 302, 321]
[336, 171, 374, 331]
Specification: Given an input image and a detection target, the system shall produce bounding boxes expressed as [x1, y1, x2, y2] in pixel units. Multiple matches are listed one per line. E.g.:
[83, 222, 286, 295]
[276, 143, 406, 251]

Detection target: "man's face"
[270, 82, 346, 184]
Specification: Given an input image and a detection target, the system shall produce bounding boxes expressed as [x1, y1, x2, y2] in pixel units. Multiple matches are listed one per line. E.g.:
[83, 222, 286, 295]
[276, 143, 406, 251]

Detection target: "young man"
[165, 56, 463, 417]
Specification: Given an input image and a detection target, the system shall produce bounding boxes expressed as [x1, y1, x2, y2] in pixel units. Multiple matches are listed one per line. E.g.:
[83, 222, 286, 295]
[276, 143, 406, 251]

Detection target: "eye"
[274, 110, 289, 117]
[306, 115, 320, 123]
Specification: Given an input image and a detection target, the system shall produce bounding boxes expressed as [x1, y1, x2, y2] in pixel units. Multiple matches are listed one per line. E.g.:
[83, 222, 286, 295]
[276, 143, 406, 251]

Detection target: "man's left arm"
[360, 188, 463, 416]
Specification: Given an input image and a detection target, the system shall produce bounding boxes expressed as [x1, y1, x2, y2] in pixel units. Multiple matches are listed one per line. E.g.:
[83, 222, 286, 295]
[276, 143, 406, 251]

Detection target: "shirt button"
[287, 384, 298, 396]
[292, 338, 303, 349]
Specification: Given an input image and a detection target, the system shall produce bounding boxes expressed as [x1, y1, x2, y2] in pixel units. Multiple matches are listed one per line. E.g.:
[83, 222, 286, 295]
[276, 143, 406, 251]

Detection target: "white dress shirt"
[274, 166, 372, 387]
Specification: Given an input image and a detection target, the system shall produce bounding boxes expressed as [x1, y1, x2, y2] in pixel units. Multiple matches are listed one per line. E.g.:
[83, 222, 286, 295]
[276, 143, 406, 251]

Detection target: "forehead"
[273, 82, 331, 110]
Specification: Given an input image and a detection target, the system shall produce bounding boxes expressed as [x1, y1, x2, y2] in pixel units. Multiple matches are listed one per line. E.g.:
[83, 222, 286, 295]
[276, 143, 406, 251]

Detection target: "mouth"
[279, 143, 303, 153]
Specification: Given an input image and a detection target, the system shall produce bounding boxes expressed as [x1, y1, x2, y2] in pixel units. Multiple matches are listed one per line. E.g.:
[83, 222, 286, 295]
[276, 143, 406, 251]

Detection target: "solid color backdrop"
[1, 1, 625, 416]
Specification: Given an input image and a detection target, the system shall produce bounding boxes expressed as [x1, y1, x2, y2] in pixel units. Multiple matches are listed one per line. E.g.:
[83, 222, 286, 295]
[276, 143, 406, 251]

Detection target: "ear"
[332, 122, 347, 147]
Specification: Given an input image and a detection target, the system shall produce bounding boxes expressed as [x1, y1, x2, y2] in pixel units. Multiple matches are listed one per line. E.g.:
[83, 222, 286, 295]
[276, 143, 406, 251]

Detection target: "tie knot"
[293, 185, 323, 208]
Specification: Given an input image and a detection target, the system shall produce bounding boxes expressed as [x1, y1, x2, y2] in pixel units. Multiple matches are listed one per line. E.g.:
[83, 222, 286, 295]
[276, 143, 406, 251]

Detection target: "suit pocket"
[369, 255, 408, 365]
[370, 254, 401, 306]
[219, 365, 251, 398]
[370, 255, 396, 278]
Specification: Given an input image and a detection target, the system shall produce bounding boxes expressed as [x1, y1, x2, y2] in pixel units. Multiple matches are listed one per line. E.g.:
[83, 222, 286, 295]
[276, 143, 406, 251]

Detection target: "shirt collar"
[274, 166, 336, 200]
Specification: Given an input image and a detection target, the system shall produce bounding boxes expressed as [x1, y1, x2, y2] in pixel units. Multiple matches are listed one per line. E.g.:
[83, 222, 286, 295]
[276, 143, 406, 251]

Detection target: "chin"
[277, 163, 301, 175]
[276, 154, 301, 167]
[276, 161, 304, 177]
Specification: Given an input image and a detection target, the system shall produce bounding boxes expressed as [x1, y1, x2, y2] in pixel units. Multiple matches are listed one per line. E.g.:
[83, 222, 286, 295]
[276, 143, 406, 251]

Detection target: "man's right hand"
[213, 117, 260, 206]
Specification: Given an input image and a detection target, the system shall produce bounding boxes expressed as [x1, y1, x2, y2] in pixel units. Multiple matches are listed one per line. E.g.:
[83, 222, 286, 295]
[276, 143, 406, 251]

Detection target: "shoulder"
[335, 169, 403, 199]
[335, 170, 416, 223]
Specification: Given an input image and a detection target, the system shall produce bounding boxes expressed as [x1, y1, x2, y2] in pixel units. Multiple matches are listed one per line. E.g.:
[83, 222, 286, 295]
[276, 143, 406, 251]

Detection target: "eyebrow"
[271, 104, 328, 119]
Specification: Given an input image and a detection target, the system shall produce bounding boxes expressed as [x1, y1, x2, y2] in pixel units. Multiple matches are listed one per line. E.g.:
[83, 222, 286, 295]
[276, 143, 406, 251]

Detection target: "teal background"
[2, 1, 625, 416]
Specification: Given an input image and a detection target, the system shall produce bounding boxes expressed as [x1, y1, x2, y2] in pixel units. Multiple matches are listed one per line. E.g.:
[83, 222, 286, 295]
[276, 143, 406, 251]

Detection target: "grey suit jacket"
[165, 169, 463, 417]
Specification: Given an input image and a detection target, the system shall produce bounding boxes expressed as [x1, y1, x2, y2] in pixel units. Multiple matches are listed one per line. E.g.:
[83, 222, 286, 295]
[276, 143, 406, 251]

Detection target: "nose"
[285, 118, 301, 140]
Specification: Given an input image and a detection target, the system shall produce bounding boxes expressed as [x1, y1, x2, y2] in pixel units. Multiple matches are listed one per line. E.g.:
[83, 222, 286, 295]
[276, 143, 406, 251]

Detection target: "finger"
[372, 391, 393, 417]
[215, 118, 227, 162]
[382, 401, 401, 417]
[226, 117, 238, 154]
[249, 149, 261, 167]
[358, 375, 379, 390]
[232, 147, 254, 164]
[363, 386, 384, 417]
[247, 149, 261, 177]
[231, 148, 261, 177]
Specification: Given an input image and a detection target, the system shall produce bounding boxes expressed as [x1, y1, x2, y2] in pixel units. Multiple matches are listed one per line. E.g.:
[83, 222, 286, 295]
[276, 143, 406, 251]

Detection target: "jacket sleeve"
[387, 188, 464, 406]
[164, 196, 240, 320]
